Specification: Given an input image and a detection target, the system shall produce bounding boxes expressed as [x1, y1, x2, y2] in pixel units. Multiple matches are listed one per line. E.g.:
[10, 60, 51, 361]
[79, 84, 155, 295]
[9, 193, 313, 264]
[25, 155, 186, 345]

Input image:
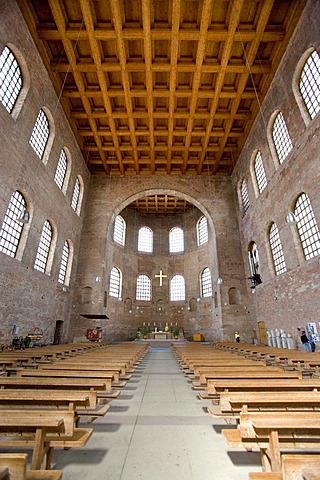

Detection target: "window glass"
[254, 151, 267, 193]
[269, 222, 287, 275]
[0, 46, 23, 113]
[136, 275, 151, 301]
[71, 178, 80, 212]
[197, 216, 208, 246]
[272, 112, 293, 164]
[54, 149, 68, 190]
[241, 180, 250, 212]
[29, 109, 50, 160]
[170, 275, 185, 301]
[201, 267, 212, 298]
[138, 226, 153, 253]
[34, 220, 53, 273]
[299, 50, 320, 120]
[114, 215, 126, 246]
[169, 227, 184, 253]
[0, 191, 26, 258]
[109, 266, 121, 298]
[58, 240, 70, 284]
[294, 193, 320, 260]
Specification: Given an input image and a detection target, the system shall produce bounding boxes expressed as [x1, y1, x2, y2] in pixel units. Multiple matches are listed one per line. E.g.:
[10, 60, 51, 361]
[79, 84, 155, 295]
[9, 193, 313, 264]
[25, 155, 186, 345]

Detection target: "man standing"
[234, 331, 240, 343]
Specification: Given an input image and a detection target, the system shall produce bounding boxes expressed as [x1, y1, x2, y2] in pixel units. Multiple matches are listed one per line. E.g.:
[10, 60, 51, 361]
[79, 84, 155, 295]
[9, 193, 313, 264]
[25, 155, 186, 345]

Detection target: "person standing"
[234, 331, 240, 343]
[300, 330, 311, 352]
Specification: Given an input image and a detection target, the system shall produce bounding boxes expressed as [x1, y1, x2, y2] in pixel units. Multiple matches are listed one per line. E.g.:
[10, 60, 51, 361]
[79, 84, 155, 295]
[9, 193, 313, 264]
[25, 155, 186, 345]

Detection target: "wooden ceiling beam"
[182, 0, 213, 174]
[111, 0, 140, 175]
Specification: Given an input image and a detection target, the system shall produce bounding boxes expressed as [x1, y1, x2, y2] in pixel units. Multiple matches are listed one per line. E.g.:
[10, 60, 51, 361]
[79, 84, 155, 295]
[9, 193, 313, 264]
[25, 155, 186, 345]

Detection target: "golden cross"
[155, 269, 167, 287]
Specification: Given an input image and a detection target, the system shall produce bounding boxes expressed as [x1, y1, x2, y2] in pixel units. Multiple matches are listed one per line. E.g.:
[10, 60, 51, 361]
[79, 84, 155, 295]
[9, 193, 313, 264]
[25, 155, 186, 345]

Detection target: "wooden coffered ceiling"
[18, 0, 306, 177]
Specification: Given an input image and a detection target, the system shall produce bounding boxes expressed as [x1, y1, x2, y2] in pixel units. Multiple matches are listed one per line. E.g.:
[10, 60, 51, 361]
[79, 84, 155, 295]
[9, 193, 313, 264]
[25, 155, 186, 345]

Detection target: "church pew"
[16, 370, 122, 388]
[208, 390, 320, 422]
[0, 453, 63, 480]
[0, 376, 114, 393]
[192, 370, 302, 389]
[0, 410, 75, 469]
[281, 454, 320, 480]
[223, 411, 320, 472]
[195, 366, 287, 385]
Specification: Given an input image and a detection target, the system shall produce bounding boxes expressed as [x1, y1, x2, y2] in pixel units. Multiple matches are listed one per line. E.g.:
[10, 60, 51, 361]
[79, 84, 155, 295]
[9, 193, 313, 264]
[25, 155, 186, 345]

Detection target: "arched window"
[29, 109, 50, 160]
[0, 190, 27, 258]
[254, 151, 267, 193]
[114, 215, 126, 246]
[54, 149, 68, 190]
[138, 226, 153, 253]
[299, 50, 320, 120]
[136, 275, 151, 301]
[169, 227, 184, 253]
[0, 46, 23, 114]
[201, 267, 212, 298]
[109, 266, 122, 298]
[170, 275, 185, 301]
[197, 216, 208, 246]
[58, 240, 71, 285]
[34, 220, 53, 273]
[294, 193, 320, 260]
[241, 179, 250, 213]
[71, 176, 84, 215]
[272, 111, 293, 164]
[269, 222, 287, 276]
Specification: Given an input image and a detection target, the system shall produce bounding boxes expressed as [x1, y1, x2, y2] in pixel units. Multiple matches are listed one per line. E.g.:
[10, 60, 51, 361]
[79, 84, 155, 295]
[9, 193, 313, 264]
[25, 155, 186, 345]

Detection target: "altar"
[150, 332, 171, 339]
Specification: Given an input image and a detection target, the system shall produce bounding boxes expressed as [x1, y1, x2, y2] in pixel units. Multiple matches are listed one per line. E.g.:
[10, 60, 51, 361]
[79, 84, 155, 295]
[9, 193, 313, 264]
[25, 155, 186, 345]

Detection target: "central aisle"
[57, 345, 260, 480]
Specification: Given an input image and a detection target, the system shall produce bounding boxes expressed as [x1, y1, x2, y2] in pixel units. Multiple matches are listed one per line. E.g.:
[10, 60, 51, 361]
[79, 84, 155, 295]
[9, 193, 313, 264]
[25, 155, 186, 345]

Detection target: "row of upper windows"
[0, 190, 73, 285]
[113, 215, 209, 252]
[0, 45, 84, 215]
[109, 267, 213, 301]
[248, 192, 320, 281]
[239, 49, 320, 213]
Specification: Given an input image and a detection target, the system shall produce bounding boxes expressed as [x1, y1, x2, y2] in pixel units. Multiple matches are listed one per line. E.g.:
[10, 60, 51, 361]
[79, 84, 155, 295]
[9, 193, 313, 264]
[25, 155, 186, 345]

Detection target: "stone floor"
[53, 344, 261, 479]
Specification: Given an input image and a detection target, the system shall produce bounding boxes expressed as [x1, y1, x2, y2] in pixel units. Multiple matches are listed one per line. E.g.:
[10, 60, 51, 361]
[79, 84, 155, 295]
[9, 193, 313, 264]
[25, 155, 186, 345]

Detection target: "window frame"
[109, 266, 122, 299]
[138, 226, 153, 253]
[269, 222, 287, 276]
[0, 190, 27, 259]
[294, 193, 320, 261]
[136, 274, 152, 301]
[114, 215, 126, 246]
[201, 267, 213, 298]
[169, 226, 184, 253]
[197, 216, 208, 246]
[34, 220, 54, 274]
[170, 275, 186, 302]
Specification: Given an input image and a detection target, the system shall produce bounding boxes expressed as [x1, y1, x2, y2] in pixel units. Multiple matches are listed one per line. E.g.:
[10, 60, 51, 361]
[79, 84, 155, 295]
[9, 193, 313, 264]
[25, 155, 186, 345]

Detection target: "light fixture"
[285, 212, 297, 225]
[17, 209, 30, 224]
[217, 277, 224, 285]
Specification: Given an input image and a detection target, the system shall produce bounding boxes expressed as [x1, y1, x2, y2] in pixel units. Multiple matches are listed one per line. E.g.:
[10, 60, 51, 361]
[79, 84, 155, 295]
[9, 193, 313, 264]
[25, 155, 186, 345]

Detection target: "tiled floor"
[55, 344, 261, 479]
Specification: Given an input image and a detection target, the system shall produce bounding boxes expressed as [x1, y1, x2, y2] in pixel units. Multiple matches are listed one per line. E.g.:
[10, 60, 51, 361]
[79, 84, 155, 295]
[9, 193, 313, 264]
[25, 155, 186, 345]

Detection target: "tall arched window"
[114, 215, 126, 246]
[201, 267, 212, 298]
[197, 216, 208, 246]
[138, 226, 153, 253]
[169, 227, 184, 253]
[109, 266, 122, 298]
[54, 149, 68, 190]
[170, 275, 185, 301]
[254, 151, 267, 193]
[58, 240, 71, 285]
[241, 179, 250, 213]
[271, 111, 293, 164]
[0, 46, 23, 114]
[269, 222, 287, 276]
[29, 109, 50, 160]
[294, 193, 320, 260]
[71, 176, 84, 215]
[34, 220, 53, 274]
[136, 275, 151, 301]
[0, 190, 27, 258]
[299, 50, 320, 120]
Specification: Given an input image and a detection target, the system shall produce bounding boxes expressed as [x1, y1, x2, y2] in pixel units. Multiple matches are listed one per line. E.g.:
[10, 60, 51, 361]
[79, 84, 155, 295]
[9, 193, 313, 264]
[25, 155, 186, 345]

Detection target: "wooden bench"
[281, 454, 320, 480]
[0, 409, 75, 469]
[203, 378, 320, 397]
[213, 390, 320, 421]
[223, 411, 320, 472]
[0, 389, 97, 409]
[0, 453, 63, 479]
[193, 370, 302, 389]
[0, 376, 114, 393]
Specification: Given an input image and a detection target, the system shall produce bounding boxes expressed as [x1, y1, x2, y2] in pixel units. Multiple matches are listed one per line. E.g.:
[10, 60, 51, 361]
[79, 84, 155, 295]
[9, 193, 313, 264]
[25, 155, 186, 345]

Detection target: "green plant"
[140, 324, 150, 337]
[172, 325, 180, 337]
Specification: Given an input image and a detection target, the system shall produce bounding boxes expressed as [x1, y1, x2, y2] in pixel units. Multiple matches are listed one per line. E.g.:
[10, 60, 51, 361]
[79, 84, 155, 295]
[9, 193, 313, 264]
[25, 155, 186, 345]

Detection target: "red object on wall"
[86, 328, 102, 341]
